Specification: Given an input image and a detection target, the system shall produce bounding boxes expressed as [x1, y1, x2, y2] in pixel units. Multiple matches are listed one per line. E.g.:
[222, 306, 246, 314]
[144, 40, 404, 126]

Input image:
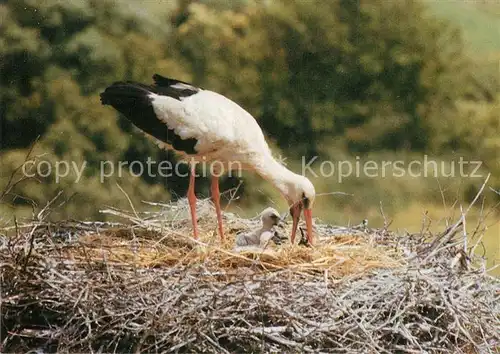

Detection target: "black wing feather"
[152, 74, 200, 100]
[100, 79, 198, 154]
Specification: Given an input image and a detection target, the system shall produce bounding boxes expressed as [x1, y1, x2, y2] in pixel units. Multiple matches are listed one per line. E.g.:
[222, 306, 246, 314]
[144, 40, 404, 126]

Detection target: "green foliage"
[0, 0, 180, 220]
[170, 0, 499, 159]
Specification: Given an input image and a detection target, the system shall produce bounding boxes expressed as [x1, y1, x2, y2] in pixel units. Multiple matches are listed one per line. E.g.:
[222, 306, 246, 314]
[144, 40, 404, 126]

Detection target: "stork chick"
[235, 207, 281, 247]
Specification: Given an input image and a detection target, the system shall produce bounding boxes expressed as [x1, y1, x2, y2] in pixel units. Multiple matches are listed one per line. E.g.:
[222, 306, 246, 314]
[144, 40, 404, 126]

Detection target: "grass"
[391, 203, 500, 275]
[424, 0, 500, 54]
[309, 202, 499, 276]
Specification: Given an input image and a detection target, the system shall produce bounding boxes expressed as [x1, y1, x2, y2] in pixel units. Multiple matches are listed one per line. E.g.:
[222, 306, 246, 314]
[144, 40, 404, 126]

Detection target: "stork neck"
[253, 152, 301, 201]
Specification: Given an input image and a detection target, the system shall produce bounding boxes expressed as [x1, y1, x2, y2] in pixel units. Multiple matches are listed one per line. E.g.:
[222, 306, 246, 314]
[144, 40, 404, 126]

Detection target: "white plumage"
[100, 74, 316, 244]
[151, 90, 270, 164]
[235, 207, 281, 247]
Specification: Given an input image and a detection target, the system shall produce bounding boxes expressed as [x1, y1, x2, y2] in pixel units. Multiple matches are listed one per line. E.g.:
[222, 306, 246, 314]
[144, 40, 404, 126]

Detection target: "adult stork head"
[282, 174, 316, 245]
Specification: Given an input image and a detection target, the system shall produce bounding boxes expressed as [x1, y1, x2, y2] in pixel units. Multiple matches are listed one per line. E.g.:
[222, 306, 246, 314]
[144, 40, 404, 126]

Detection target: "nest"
[1, 199, 499, 353]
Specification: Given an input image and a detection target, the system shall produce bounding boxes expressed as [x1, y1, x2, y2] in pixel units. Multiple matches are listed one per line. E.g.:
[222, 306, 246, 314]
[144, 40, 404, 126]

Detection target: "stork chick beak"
[290, 203, 313, 245]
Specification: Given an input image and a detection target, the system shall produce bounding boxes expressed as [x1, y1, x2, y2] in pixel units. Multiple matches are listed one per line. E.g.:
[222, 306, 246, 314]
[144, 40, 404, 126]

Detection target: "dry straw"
[1, 198, 499, 353]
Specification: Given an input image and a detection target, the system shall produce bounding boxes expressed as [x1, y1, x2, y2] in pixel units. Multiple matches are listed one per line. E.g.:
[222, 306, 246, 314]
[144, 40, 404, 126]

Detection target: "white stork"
[100, 74, 315, 244]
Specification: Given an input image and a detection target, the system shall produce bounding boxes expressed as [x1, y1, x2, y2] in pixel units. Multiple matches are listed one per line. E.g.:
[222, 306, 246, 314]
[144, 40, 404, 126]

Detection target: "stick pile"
[1, 199, 499, 353]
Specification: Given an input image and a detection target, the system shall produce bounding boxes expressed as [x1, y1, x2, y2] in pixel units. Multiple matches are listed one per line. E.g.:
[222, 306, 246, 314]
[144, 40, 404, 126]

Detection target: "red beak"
[290, 203, 313, 245]
[303, 208, 313, 245]
[290, 203, 300, 244]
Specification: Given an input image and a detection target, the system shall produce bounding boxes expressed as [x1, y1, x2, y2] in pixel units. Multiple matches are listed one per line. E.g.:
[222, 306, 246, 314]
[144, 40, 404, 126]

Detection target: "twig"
[0, 137, 40, 202]
[116, 183, 140, 220]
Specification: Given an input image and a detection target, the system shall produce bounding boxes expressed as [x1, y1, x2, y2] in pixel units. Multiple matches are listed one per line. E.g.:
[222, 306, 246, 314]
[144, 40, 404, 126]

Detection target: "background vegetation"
[1, 0, 499, 269]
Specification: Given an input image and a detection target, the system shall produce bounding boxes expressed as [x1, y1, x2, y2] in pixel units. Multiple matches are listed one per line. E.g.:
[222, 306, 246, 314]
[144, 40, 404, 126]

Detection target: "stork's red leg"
[211, 176, 224, 240]
[187, 165, 199, 239]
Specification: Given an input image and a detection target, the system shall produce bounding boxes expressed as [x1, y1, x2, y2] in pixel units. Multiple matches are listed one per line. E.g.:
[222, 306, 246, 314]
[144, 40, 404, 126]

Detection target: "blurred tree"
[0, 0, 183, 219]
[171, 0, 498, 156]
